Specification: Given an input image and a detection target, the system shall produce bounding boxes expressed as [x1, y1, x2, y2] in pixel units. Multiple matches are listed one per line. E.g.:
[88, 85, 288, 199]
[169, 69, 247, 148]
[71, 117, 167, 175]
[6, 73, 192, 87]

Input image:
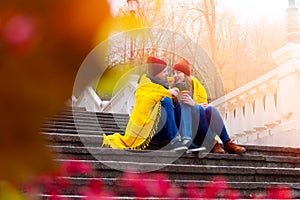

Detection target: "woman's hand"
[181, 93, 195, 107]
[169, 87, 179, 97]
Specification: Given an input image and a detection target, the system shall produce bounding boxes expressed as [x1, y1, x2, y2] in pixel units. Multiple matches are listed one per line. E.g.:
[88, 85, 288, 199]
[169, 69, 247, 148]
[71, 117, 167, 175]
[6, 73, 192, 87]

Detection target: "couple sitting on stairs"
[102, 56, 246, 154]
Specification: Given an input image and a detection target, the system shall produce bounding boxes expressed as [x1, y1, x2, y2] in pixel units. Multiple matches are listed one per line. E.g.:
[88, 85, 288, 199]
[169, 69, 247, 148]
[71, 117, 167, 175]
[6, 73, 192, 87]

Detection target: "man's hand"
[169, 87, 179, 97]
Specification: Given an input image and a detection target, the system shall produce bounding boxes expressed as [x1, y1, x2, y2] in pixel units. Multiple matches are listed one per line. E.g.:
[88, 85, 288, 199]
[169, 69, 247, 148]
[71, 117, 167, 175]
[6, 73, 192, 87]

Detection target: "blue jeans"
[204, 106, 230, 143]
[174, 102, 193, 141]
[174, 104, 231, 147]
[151, 97, 178, 142]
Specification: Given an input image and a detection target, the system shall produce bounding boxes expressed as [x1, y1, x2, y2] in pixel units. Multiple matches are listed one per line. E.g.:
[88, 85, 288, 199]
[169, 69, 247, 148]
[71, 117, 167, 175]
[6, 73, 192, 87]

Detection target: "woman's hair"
[184, 75, 193, 94]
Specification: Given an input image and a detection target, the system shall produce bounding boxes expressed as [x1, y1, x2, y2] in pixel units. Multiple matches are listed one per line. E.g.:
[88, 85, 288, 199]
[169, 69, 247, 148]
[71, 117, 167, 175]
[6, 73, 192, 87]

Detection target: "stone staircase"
[40, 107, 300, 199]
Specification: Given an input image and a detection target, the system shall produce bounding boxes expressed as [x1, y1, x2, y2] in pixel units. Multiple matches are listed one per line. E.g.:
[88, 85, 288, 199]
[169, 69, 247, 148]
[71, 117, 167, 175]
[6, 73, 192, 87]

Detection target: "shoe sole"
[171, 146, 188, 152]
[186, 147, 206, 153]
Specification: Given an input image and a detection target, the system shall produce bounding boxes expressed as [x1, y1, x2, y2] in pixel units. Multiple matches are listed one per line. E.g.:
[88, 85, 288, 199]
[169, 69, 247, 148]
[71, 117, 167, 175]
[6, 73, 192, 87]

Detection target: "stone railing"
[211, 43, 300, 145]
[71, 86, 107, 112]
[210, 69, 280, 141]
[101, 74, 139, 114]
[71, 75, 139, 114]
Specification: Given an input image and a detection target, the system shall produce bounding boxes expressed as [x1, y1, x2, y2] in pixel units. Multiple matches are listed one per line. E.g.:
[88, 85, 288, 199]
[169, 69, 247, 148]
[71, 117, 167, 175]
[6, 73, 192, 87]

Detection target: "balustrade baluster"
[253, 90, 267, 131]
[235, 101, 245, 136]
[225, 103, 235, 136]
[241, 94, 255, 134]
[264, 86, 279, 128]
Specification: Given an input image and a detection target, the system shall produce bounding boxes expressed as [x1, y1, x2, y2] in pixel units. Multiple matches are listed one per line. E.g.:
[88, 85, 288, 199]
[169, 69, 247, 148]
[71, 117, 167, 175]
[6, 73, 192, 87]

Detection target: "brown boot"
[211, 141, 225, 153]
[225, 140, 246, 154]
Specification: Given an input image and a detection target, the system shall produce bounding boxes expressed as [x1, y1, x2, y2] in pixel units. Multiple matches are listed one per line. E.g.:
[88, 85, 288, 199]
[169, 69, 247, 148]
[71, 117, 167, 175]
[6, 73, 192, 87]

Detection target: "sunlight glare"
[220, 0, 287, 22]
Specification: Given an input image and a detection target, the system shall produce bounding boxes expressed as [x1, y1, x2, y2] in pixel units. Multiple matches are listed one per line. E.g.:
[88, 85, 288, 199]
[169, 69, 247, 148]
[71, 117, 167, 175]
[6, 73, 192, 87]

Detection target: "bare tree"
[109, 0, 287, 93]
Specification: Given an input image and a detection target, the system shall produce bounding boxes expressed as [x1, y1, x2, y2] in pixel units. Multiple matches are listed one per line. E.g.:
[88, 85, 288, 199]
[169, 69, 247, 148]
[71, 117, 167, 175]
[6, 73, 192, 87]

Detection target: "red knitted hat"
[172, 58, 191, 76]
[147, 56, 167, 76]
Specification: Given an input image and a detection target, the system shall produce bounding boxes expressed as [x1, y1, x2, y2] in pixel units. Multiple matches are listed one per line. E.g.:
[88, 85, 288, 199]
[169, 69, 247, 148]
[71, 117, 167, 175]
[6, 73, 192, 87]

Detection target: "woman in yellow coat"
[172, 58, 246, 154]
[102, 56, 187, 151]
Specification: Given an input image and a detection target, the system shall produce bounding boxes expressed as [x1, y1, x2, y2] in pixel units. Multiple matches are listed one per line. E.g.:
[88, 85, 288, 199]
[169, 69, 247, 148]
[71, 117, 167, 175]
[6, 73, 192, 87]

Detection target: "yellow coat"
[192, 77, 208, 104]
[102, 74, 172, 149]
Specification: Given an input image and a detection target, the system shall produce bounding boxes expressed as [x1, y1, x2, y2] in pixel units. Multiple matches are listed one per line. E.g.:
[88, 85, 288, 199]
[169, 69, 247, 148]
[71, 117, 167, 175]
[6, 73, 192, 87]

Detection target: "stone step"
[43, 120, 128, 129]
[243, 144, 300, 157]
[41, 124, 126, 132]
[38, 176, 300, 198]
[50, 112, 128, 118]
[38, 194, 214, 200]
[46, 111, 128, 121]
[43, 132, 300, 158]
[43, 117, 127, 134]
[43, 109, 300, 158]
[43, 133, 103, 146]
[41, 127, 124, 136]
[41, 128, 108, 135]
[45, 117, 128, 127]
[49, 146, 300, 169]
[67, 110, 128, 117]
[55, 159, 300, 183]
[39, 108, 300, 199]
[49, 111, 129, 119]
[38, 194, 156, 200]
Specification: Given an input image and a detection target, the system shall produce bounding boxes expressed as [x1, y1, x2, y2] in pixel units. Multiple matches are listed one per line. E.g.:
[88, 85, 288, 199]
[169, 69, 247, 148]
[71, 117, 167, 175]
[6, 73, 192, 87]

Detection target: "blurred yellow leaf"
[0, 182, 27, 200]
[0, 0, 112, 183]
[95, 64, 134, 99]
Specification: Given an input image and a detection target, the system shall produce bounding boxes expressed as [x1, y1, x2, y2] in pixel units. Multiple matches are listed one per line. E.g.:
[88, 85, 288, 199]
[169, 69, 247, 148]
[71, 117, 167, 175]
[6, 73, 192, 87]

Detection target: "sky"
[220, 0, 288, 22]
[109, 0, 289, 22]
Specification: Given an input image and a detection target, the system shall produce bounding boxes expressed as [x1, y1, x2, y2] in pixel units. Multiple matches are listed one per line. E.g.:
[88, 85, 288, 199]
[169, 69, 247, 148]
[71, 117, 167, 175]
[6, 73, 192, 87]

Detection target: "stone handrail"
[101, 74, 139, 114]
[72, 86, 105, 112]
[210, 43, 300, 142]
[210, 68, 280, 138]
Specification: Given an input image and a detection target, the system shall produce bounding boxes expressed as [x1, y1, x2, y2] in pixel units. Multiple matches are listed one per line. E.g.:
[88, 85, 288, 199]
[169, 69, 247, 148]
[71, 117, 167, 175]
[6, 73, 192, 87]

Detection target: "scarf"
[147, 74, 169, 88]
[102, 74, 172, 149]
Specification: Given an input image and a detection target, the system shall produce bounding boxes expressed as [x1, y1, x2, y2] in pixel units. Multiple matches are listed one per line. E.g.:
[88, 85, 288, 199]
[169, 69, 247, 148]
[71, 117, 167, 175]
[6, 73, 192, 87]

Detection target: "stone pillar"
[272, 43, 300, 134]
[287, 0, 300, 43]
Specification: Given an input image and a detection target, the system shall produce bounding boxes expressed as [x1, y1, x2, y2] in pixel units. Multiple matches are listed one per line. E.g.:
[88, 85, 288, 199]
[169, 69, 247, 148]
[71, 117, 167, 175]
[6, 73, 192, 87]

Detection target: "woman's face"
[173, 70, 185, 83]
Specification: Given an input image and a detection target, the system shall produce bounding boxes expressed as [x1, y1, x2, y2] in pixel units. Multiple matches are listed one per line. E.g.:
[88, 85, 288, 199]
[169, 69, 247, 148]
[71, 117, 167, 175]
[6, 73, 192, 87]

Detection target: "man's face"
[155, 67, 168, 81]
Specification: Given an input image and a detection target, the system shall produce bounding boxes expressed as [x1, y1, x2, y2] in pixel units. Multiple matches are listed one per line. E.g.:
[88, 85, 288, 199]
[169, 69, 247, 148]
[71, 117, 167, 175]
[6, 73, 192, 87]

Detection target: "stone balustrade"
[210, 69, 280, 140]
[211, 43, 300, 146]
[101, 74, 139, 114]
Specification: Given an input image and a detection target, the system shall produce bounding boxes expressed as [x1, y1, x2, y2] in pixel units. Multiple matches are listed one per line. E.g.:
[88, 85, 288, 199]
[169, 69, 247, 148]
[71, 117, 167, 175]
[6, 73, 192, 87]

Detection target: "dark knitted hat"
[172, 58, 191, 76]
[147, 56, 167, 76]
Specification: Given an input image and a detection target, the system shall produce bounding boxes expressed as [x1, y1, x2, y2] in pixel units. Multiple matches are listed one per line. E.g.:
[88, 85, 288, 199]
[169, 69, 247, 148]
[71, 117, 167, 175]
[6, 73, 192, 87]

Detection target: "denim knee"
[205, 105, 219, 114]
[193, 105, 206, 119]
[205, 106, 221, 120]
